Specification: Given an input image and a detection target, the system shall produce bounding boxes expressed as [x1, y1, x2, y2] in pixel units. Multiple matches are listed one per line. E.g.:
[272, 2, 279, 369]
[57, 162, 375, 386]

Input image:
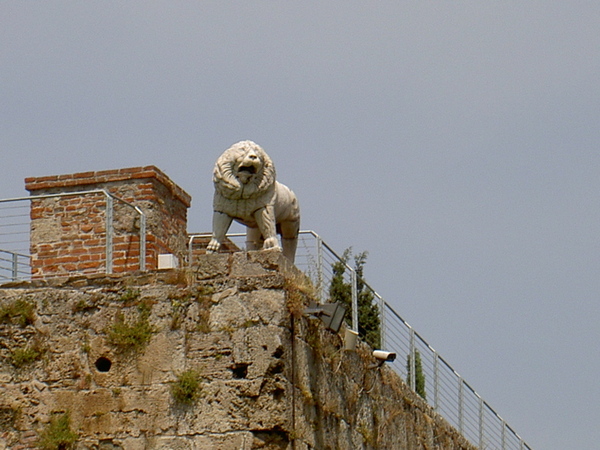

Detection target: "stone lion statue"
[207, 140, 300, 262]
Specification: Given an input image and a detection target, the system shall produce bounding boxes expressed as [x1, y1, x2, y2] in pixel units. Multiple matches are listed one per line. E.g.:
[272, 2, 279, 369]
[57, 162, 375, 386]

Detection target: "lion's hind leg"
[254, 205, 281, 251]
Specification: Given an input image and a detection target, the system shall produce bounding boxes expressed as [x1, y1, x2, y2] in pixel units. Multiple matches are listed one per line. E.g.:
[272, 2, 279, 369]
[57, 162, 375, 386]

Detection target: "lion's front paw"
[262, 237, 281, 251]
[207, 239, 221, 254]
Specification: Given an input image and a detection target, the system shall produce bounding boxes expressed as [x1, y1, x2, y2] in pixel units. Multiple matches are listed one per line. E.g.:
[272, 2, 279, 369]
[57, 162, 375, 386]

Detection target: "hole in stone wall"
[231, 363, 250, 379]
[95, 357, 112, 372]
[267, 360, 284, 375]
[98, 439, 124, 450]
[252, 427, 289, 449]
[273, 387, 285, 401]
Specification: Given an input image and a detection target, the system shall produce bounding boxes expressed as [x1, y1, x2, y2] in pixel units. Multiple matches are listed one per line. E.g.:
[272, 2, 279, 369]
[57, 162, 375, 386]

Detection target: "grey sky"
[2, 3, 600, 448]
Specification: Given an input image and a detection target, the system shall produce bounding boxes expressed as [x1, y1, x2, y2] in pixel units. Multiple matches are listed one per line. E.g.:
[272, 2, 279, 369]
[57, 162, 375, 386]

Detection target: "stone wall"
[25, 166, 191, 277]
[0, 251, 474, 449]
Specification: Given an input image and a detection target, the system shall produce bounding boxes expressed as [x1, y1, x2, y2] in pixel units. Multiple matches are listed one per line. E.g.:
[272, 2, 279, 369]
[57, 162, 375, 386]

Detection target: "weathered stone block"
[230, 248, 291, 278]
[194, 253, 230, 280]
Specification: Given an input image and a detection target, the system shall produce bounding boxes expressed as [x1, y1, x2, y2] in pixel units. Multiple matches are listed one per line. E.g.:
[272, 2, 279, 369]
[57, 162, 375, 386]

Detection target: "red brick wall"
[25, 166, 191, 278]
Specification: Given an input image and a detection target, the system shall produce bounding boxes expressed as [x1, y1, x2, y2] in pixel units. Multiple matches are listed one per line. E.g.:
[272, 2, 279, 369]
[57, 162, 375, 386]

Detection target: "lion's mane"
[212, 140, 277, 220]
[209, 140, 300, 261]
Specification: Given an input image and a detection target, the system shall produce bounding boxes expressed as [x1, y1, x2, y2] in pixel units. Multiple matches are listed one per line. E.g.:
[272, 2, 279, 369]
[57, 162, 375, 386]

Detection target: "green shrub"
[407, 349, 427, 400]
[171, 369, 202, 405]
[71, 298, 96, 314]
[0, 298, 35, 327]
[38, 412, 78, 450]
[10, 343, 43, 368]
[329, 249, 381, 349]
[119, 288, 141, 304]
[284, 274, 316, 318]
[106, 304, 154, 352]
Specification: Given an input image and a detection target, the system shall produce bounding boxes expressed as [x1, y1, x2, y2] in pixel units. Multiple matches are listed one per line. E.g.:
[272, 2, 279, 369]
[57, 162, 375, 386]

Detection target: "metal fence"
[0, 190, 146, 282]
[1, 205, 530, 448]
[0, 250, 30, 282]
[189, 230, 532, 450]
[0, 198, 31, 282]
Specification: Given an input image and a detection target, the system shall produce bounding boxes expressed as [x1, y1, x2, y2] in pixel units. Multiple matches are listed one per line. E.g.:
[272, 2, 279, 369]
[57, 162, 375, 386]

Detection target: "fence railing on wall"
[0, 250, 30, 283]
[188, 230, 532, 450]
[0, 199, 30, 282]
[1, 208, 530, 448]
[0, 190, 146, 281]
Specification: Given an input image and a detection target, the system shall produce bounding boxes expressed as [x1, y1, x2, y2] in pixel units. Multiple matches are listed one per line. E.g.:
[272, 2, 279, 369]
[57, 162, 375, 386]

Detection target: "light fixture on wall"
[344, 328, 359, 351]
[303, 301, 346, 333]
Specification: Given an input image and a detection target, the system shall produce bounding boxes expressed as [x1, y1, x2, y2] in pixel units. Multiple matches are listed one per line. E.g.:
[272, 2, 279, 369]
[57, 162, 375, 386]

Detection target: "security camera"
[372, 350, 396, 362]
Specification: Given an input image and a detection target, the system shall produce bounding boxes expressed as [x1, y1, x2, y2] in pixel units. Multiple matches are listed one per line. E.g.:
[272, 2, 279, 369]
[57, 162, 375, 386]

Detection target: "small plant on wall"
[0, 298, 36, 327]
[9, 336, 45, 368]
[284, 274, 316, 318]
[407, 349, 427, 400]
[38, 412, 78, 450]
[119, 288, 141, 305]
[170, 369, 202, 405]
[105, 302, 155, 353]
[328, 249, 381, 349]
[10, 344, 43, 368]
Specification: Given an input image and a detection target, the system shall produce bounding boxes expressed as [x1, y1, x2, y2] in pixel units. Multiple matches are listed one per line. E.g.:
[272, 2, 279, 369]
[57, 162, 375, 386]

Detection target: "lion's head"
[213, 140, 276, 200]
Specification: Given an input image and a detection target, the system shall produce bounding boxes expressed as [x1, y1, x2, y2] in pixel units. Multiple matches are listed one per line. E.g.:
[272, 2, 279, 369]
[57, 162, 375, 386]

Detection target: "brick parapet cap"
[25, 166, 191, 207]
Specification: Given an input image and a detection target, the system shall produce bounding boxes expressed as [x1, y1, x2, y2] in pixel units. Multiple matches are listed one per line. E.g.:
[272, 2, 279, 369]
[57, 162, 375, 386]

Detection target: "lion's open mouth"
[238, 165, 257, 175]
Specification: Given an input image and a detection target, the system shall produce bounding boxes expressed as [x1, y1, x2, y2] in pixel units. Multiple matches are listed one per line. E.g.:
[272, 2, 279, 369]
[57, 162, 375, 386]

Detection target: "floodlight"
[303, 301, 347, 333]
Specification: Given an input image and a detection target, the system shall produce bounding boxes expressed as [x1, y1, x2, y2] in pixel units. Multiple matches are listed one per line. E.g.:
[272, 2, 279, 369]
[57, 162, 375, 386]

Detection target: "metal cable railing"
[1, 207, 530, 448]
[0, 200, 32, 281]
[0, 190, 146, 281]
[0, 250, 30, 282]
[189, 230, 532, 449]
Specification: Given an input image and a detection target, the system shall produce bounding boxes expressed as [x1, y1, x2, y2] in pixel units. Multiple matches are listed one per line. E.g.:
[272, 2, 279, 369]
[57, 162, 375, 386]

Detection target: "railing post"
[138, 210, 146, 271]
[188, 235, 195, 269]
[105, 194, 113, 274]
[458, 377, 464, 434]
[378, 294, 386, 349]
[409, 328, 416, 391]
[479, 396, 485, 449]
[316, 235, 323, 302]
[433, 351, 439, 411]
[351, 268, 358, 332]
[11, 253, 18, 281]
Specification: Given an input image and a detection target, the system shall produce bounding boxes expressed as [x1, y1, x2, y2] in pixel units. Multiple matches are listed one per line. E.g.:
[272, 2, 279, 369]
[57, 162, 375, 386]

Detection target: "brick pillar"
[25, 166, 191, 278]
